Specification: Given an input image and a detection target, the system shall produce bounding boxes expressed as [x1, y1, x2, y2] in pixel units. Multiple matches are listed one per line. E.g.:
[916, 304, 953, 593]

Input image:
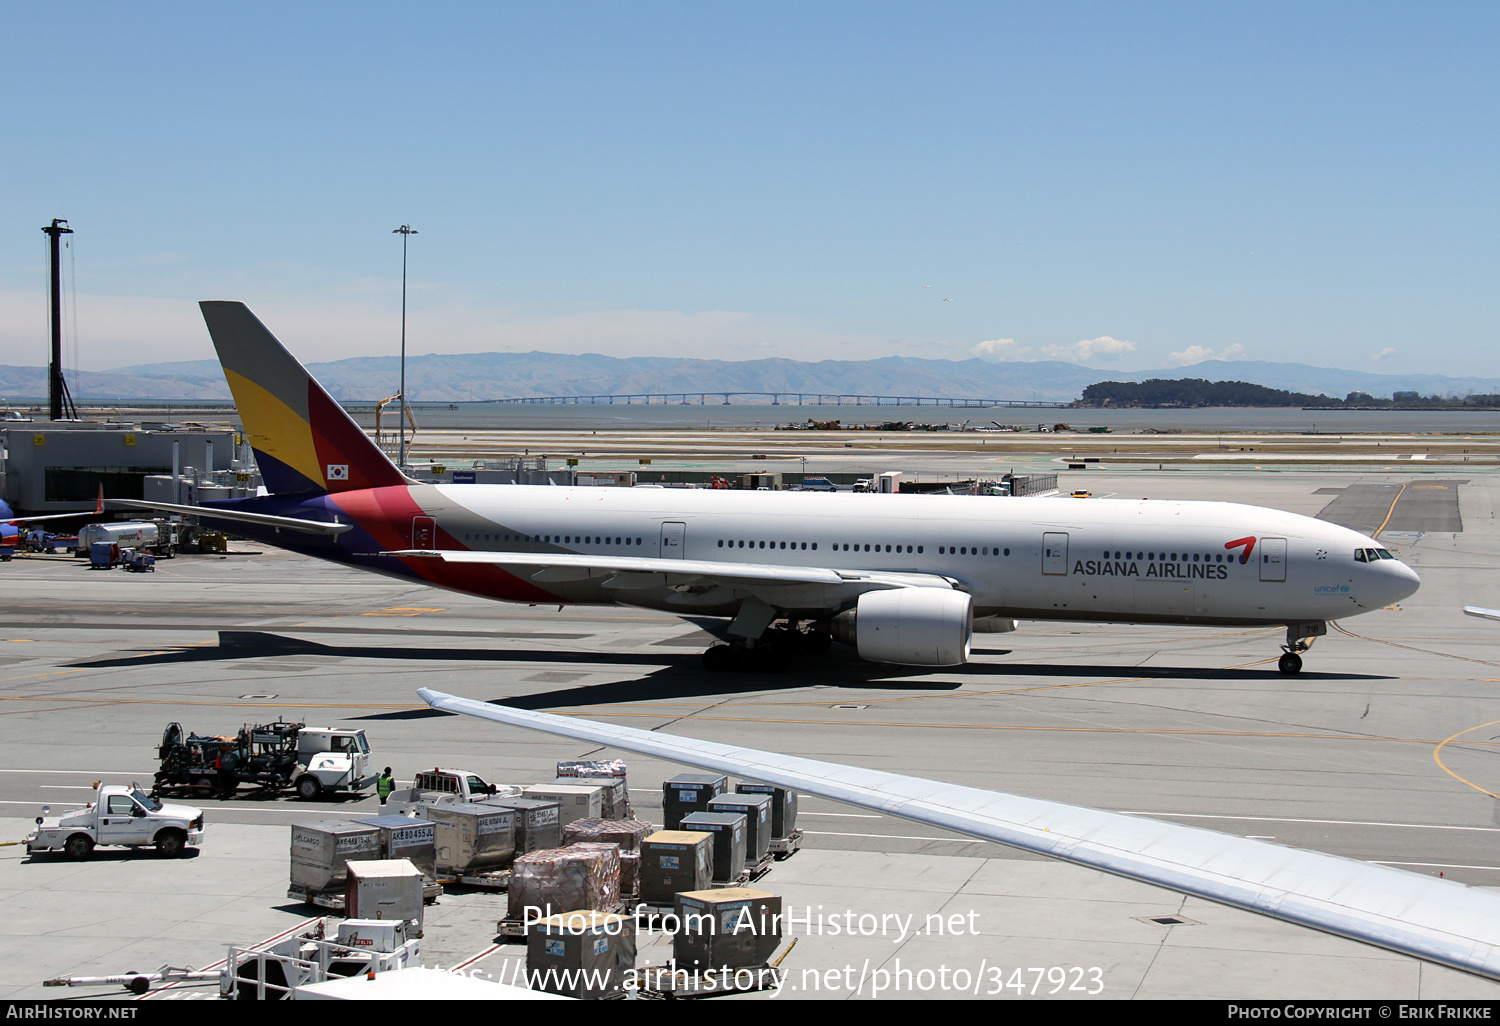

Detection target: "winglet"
[200, 301, 410, 495]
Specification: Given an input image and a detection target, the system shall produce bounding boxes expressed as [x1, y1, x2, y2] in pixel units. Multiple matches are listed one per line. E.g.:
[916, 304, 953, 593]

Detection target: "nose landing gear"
[1279, 621, 1327, 675]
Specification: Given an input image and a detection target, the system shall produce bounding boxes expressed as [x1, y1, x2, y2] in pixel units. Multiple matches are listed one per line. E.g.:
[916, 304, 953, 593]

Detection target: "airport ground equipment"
[423, 802, 516, 879]
[44, 965, 220, 996]
[222, 917, 422, 1000]
[152, 719, 374, 799]
[556, 758, 634, 818]
[735, 782, 801, 858]
[638, 830, 715, 909]
[88, 541, 119, 568]
[383, 767, 512, 814]
[76, 520, 177, 559]
[522, 782, 606, 827]
[26, 783, 203, 859]
[345, 860, 426, 925]
[500, 845, 624, 938]
[527, 911, 636, 1000]
[663, 773, 729, 829]
[480, 795, 563, 855]
[121, 548, 155, 572]
[680, 812, 750, 885]
[672, 888, 783, 970]
[708, 793, 774, 876]
[288, 820, 381, 906]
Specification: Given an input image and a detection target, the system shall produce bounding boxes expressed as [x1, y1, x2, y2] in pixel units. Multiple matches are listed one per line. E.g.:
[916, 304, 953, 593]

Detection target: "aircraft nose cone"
[1392, 561, 1421, 601]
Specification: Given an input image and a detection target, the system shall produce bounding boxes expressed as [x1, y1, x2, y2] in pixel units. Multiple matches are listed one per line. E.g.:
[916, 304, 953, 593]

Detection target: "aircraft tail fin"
[200, 301, 410, 495]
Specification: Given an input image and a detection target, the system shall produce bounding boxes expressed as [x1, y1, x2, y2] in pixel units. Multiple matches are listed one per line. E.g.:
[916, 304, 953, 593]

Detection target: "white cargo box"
[346, 859, 424, 925]
[522, 783, 606, 826]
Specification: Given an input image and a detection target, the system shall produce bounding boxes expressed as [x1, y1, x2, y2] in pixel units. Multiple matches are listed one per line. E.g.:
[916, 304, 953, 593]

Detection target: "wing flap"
[417, 688, 1500, 982]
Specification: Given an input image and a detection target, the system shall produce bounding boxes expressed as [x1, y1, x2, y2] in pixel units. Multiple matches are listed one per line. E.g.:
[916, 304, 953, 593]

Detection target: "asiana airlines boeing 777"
[117, 302, 1420, 675]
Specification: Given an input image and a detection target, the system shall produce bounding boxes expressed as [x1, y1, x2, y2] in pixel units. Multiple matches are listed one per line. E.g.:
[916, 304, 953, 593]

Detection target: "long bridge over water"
[488, 391, 1070, 408]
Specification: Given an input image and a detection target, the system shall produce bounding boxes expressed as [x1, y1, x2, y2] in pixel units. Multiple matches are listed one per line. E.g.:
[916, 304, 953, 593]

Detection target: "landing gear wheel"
[1278, 652, 1303, 676]
[63, 834, 94, 861]
[296, 776, 323, 800]
[703, 644, 734, 672]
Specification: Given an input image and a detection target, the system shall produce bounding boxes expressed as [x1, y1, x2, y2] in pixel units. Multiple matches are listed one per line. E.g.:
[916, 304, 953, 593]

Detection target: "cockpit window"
[1375, 548, 1394, 560]
[1354, 549, 1367, 562]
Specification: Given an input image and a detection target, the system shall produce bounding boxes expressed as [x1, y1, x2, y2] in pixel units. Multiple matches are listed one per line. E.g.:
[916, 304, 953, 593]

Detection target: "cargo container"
[345, 859, 425, 926]
[662, 773, 727, 830]
[708, 793, 773, 867]
[421, 803, 515, 873]
[680, 812, 747, 884]
[639, 830, 714, 905]
[522, 783, 605, 827]
[480, 795, 563, 854]
[289, 820, 380, 898]
[526, 911, 636, 1000]
[673, 888, 783, 969]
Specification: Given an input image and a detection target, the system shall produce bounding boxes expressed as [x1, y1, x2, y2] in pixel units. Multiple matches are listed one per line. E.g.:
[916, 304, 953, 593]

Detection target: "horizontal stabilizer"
[107, 499, 351, 536]
[1463, 606, 1500, 622]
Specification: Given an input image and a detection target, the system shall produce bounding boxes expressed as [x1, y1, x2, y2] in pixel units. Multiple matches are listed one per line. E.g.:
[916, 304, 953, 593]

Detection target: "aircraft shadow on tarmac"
[66, 631, 1394, 719]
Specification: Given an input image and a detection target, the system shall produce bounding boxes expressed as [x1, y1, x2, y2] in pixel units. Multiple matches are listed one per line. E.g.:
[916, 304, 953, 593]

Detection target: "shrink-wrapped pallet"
[619, 850, 640, 897]
[507, 845, 618, 921]
[561, 817, 650, 853]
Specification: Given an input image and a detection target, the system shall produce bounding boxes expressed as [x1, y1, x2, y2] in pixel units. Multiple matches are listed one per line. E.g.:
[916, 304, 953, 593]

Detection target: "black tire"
[1278, 652, 1303, 676]
[155, 829, 187, 858]
[702, 645, 734, 672]
[296, 776, 322, 800]
[63, 834, 94, 861]
[195, 777, 214, 794]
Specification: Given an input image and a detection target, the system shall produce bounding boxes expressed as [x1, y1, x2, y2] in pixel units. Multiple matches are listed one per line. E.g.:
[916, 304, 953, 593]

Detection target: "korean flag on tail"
[326, 464, 349, 481]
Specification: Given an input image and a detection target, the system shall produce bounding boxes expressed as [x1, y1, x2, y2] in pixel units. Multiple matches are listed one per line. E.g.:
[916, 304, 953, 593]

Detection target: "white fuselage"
[404, 486, 1420, 627]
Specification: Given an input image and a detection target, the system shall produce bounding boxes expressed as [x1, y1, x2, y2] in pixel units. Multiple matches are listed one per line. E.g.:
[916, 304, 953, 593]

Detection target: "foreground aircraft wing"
[107, 498, 352, 536]
[389, 549, 954, 591]
[1464, 607, 1500, 622]
[418, 687, 1500, 982]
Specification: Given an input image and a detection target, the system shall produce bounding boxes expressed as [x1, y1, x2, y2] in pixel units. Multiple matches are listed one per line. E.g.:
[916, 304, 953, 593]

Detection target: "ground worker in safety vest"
[377, 767, 395, 805]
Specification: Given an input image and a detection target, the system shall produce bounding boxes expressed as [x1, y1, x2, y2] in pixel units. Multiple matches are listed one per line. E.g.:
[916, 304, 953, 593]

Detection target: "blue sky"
[2, 2, 1496, 376]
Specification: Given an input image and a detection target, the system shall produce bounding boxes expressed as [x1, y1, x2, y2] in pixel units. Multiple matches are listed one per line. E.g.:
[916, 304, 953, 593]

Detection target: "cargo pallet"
[288, 880, 443, 910]
[637, 963, 785, 999]
[709, 870, 752, 889]
[768, 829, 803, 859]
[747, 853, 775, 881]
[436, 868, 512, 890]
[496, 900, 626, 940]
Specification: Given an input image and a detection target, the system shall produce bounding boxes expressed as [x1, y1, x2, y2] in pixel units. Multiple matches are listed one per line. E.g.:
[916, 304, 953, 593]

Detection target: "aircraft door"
[1259, 537, 1287, 582]
[1042, 532, 1069, 576]
[660, 521, 686, 558]
[412, 516, 436, 550]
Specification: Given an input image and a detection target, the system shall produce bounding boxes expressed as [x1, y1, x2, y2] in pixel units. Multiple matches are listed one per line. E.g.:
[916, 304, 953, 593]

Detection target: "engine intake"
[831, 589, 973, 666]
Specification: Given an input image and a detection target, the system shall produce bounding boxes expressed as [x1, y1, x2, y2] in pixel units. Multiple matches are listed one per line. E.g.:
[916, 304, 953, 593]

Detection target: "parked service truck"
[153, 720, 376, 800]
[27, 784, 204, 860]
[75, 521, 178, 559]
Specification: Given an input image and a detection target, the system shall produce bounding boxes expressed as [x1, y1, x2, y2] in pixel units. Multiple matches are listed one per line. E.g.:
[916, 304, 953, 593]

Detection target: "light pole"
[393, 224, 418, 467]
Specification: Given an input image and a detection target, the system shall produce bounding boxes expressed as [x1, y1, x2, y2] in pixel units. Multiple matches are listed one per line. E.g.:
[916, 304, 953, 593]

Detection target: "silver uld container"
[554, 776, 629, 820]
[481, 796, 564, 854]
[421, 803, 516, 872]
[356, 815, 438, 880]
[290, 819, 381, 892]
[522, 783, 605, 826]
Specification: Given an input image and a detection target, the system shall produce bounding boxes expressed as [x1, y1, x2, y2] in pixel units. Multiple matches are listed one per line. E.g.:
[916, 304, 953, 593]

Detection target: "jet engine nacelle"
[831, 588, 973, 666]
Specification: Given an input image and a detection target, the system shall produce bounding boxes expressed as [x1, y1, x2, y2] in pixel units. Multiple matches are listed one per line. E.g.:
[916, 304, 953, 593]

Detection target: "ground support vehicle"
[122, 548, 156, 572]
[153, 719, 374, 799]
[26, 784, 203, 859]
[222, 918, 422, 1000]
[384, 768, 513, 814]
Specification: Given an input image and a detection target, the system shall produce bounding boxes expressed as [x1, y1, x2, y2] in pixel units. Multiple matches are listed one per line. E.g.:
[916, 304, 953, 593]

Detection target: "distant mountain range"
[2, 352, 1498, 404]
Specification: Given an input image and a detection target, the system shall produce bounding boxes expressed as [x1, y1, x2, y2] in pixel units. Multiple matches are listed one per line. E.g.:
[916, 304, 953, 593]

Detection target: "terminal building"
[0, 423, 245, 516]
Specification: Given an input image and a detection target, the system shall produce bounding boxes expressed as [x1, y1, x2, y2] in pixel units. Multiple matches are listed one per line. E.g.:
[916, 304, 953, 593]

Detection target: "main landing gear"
[702, 623, 831, 672]
[1279, 621, 1327, 676]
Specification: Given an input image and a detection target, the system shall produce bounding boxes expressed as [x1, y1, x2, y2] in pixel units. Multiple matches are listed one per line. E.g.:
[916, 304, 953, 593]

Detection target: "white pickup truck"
[386, 768, 514, 815]
[27, 784, 204, 860]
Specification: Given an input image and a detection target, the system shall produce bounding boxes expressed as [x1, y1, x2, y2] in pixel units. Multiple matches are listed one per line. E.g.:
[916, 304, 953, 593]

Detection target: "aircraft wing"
[389, 549, 955, 592]
[107, 499, 352, 536]
[418, 687, 1500, 982]
[1464, 607, 1500, 622]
